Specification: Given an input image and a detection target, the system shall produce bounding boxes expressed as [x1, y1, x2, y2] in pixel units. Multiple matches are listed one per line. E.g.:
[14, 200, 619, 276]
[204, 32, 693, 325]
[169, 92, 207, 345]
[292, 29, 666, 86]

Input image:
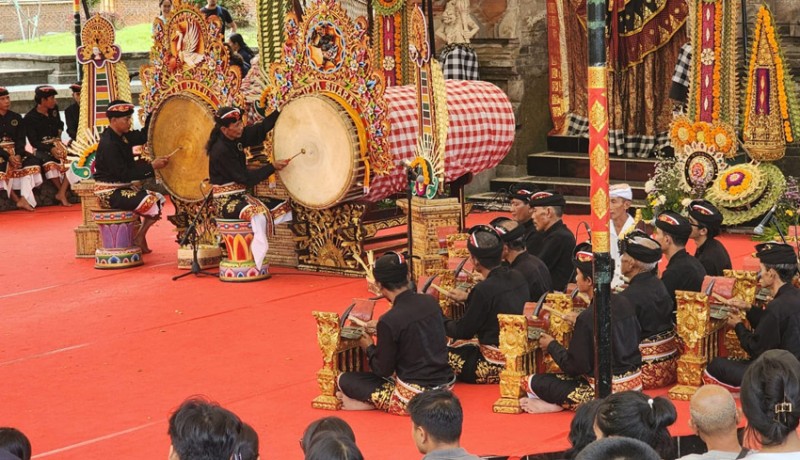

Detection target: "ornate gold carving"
[292, 203, 369, 275]
[590, 144, 608, 177]
[588, 67, 607, 90]
[589, 101, 607, 134]
[545, 293, 574, 345]
[591, 188, 609, 220]
[493, 314, 534, 414]
[312, 311, 344, 410]
[722, 269, 756, 359]
[592, 231, 610, 254]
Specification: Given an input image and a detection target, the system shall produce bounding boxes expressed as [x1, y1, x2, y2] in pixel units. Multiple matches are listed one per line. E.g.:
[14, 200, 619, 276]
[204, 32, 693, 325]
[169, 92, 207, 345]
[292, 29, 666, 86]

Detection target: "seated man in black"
[618, 231, 677, 389]
[65, 82, 81, 143]
[652, 210, 706, 311]
[528, 190, 576, 291]
[491, 217, 552, 302]
[506, 184, 537, 254]
[445, 225, 529, 384]
[520, 243, 642, 413]
[93, 100, 170, 252]
[337, 252, 454, 415]
[704, 243, 800, 391]
[23, 85, 71, 207]
[687, 199, 731, 277]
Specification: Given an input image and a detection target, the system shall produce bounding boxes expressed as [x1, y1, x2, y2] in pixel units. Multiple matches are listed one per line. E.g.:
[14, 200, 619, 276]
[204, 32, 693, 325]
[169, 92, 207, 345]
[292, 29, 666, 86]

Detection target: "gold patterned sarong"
[640, 329, 678, 389]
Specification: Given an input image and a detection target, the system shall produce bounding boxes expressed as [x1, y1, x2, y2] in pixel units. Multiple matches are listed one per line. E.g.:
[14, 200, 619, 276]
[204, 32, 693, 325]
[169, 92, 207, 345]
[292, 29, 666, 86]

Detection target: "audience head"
[689, 384, 739, 438]
[653, 210, 692, 250]
[564, 399, 602, 460]
[467, 225, 503, 270]
[741, 349, 800, 448]
[529, 190, 566, 232]
[754, 243, 798, 288]
[507, 184, 536, 225]
[228, 34, 251, 54]
[300, 417, 356, 454]
[167, 396, 242, 460]
[0, 428, 30, 460]
[491, 218, 527, 253]
[595, 391, 677, 460]
[372, 251, 410, 292]
[407, 389, 464, 453]
[303, 433, 363, 460]
[233, 423, 259, 460]
[609, 184, 633, 222]
[619, 230, 662, 277]
[687, 200, 723, 239]
[575, 437, 660, 460]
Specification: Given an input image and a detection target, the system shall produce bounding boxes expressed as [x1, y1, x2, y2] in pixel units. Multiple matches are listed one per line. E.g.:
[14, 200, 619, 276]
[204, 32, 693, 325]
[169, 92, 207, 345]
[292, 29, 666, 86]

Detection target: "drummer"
[93, 100, 169, 253]
[207, 107, 291, 271]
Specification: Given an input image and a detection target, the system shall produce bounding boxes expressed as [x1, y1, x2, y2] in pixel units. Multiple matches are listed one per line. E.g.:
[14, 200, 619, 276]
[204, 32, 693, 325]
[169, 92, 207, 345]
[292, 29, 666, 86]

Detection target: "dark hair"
[304, 433, 363, 460]
[159, 0, 171, 6]
[706, 225, 721, 239]
[595, 391, 677, 460]
[741, 349, 800, 447]
[229, 33, 254, 56]
[764, 263, 798, 284]
[0, 428, 31, 460]
[668, 231, 689, 247]
[167, 396, 242, 460]
[205, 125, 223, 154]
[563, 400, 602, 460]
[575, 437, 660, 460]
[379, 279, 410, 291]
[301, 417, 355, 453]
[407, 389, 463, 444]
[551, 206, 564, 218]
[576, 266, 593, 286]
[233, 423, 259, 460]
[471, 231, 502, 269]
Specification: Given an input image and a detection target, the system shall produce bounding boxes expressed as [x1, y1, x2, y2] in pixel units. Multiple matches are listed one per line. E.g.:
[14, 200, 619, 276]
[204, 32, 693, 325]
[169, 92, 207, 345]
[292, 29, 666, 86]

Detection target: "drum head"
[273, 94, 361, 209]
[148, 94, 214, 202]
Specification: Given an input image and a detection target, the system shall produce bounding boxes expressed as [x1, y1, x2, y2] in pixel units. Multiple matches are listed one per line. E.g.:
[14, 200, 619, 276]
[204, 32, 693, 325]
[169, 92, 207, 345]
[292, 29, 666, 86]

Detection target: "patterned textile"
[448, 342, 505, 384]
[523, 369, 643, 410]
[212, 182, 276, 232]
[567, 113, 671, 158]
[640, 330, 678, 389]
[93, 181, 163, 216]
[365, 80, 514, 201]
[672, 43, 692, 89]
[439, 44, 480, 81]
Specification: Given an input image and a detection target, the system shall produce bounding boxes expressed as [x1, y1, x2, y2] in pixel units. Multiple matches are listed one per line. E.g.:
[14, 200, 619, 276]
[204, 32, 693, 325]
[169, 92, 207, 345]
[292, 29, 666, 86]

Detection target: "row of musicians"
[335, 209, 800, 416]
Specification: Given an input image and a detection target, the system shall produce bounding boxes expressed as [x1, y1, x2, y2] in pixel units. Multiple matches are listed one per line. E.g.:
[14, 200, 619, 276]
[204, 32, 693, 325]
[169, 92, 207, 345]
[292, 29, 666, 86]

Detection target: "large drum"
[148, 93, 215, 202]
[92, 209, 143, 269]
[272, 80, 515, 209]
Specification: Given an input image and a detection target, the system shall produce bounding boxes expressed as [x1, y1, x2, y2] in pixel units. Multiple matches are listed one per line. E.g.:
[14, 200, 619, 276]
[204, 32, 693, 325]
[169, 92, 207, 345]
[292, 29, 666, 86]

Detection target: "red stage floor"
[0, 204, 757, 459]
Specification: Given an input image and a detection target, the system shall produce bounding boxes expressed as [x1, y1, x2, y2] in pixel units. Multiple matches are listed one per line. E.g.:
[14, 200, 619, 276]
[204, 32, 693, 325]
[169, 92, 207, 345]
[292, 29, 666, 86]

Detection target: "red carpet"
[0, 205, 757, 459]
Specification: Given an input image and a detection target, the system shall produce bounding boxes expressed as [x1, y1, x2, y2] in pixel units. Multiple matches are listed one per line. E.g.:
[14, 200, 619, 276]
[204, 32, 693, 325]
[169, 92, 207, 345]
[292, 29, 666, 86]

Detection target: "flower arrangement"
[642, 155, 695, 221]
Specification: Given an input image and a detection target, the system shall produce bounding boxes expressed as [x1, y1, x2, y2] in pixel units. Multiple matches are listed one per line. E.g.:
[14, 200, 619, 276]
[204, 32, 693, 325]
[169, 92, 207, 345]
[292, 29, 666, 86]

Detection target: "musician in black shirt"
[491, 217, 552, 302]
[0, 86, 40, 211]
[445, 225, 528, 384]
[687, 199, 731, 277]
[528, 190, 577, 291]
[506, 184, 537, 254]
[65, 82, 81, 143]
[653, 210, 706, 311]
[23, 85, 71, 206]
[705, 243, 800, 389]
[520, 242, 642, 413]
[337, 252, 454, 414]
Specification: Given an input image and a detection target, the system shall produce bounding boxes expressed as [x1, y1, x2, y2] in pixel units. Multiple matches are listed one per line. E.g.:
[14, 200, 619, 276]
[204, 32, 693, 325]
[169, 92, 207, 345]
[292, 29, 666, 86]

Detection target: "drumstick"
[429, 283, 451, 296]
[540, 305, 571, 320]
[165, 147, 183, 158]
[288, 148, 306, 161]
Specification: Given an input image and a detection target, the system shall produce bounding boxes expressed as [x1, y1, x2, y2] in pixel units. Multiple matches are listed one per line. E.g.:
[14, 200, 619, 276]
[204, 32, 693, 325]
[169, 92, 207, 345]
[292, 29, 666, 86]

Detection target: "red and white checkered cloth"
[365, 80, 515, 201]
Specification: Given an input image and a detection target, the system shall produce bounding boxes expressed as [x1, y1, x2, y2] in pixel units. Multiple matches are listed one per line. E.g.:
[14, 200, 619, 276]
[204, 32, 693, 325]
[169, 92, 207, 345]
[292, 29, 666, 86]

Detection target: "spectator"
[304, 433, 363, 460]
[157, 0, 173, 24]
[300, 417, 356, 454]
[0, 428, 30, 460]
[407, 389, 481, 459]
[233, 423, 259, 460]
[167, 396, 242, 460]
[595, 391, 678, 460]
[575, 437, 660, 460]
[200, 0, 236, 36]
[678, 384, 746, 460]
[740, 349, 800, 458]
[228, 33, 254, 76]
[563, 400, 602, 460]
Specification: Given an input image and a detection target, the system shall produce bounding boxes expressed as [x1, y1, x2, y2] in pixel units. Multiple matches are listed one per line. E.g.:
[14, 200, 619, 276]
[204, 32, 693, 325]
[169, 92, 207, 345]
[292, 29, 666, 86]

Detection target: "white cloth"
[250, 213, 268, 271]
[9, 167, 43, 208]
[677, 449, 744, 460]
[744, 453, 796, 459]
[610, 185, 633, 200]
[610, 214, 636, 289]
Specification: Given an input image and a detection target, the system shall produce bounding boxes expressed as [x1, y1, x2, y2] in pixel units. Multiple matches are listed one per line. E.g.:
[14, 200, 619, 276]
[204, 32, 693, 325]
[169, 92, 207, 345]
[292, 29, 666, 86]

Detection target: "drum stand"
[173, 188, 217, 281]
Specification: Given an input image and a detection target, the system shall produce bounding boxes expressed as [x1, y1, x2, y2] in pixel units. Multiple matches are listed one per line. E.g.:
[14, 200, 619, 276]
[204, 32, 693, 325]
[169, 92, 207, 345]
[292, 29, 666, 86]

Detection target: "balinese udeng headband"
[0, 87, 8, 97]
[620, 230, 662, 263]
[215, 107, 242, 127]
[467, 225, 503, 259]
[106, 100, 135, 118]
[572, 242, 593, 275]
[492, 220, 526, 243]
[372, 251, 408, 284]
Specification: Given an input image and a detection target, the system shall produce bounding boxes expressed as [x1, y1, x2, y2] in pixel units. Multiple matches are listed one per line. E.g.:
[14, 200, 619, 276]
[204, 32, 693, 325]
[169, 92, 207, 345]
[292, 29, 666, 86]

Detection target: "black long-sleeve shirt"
[661, 249, 706, 312]
[528, 220, 576, 291]
[547, 294, 642, 376]
[65, 102, 79, 141]
[208, 111, 279, 186]
[618, 271, 674, 340]
[93, 127, 152, 183]
[0, 110, 26, 161]
[510, 251, 552, 302]
[522, 219, 538, 254]
[734, 283, 800, 360]
[695, 237, 732, 277]
[444, 265, 528, 346]
[23, 106, 63, 153]
[365, 290, 453, 386]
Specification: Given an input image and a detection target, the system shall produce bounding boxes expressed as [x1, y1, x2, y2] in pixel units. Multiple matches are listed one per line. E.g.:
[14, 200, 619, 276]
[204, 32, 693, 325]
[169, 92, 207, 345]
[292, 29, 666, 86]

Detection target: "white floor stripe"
[32, 422, 159, 458]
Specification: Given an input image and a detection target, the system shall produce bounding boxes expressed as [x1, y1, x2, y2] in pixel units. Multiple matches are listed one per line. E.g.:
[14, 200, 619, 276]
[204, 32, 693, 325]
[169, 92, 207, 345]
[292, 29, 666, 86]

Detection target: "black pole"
[406, 167, 415, 281]
[81, 0, 91, 19]
[426, 0, 436, 58]
[740, 0, 748, 60]
[73, 0, 82, 80]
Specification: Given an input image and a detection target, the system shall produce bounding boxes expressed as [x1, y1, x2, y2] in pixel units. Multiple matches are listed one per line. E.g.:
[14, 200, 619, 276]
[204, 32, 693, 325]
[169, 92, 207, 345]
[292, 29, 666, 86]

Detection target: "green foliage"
[188, 0, 251, 28]
[641, 155, 691, 221]
[0, 23, 153, 55]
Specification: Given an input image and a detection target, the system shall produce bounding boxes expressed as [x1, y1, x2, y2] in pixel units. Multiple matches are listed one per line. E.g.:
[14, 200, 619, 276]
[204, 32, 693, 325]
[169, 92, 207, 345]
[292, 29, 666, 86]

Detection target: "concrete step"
[0, 68, 50, 86]
[468, 191, 647, 216]
[527, 150, 657, 183]
[490, 174, 648, 199]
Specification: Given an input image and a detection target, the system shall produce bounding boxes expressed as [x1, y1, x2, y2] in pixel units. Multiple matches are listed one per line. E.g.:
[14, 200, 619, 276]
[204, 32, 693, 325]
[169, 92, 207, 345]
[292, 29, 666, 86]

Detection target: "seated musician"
[0, 86, 41, 211]
[337, 252, 454, 414]
[704, 243, 800, 390]
[207, 107, 291, 271]
[609, 183, 636, 290]
[617, 231, 676, 389]
[93, 100, 169, 252]
[519, 242, 642, 414]
[527, 190, 576, 291]
[687, 199, 731, 277]
[505, 184, 537, 254]
[652, 210, 707, 312]
[445, 225, 529, 384]
[491, 217, 551, 302]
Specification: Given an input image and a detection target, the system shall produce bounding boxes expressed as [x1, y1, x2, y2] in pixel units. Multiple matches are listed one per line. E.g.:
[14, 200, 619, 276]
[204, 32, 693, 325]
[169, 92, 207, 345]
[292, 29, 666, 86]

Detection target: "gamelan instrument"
[92, 209, 144, 269]
[311, 298, 377, 410]
[669, 270, 758, 400]
[147, 93, 215, 202]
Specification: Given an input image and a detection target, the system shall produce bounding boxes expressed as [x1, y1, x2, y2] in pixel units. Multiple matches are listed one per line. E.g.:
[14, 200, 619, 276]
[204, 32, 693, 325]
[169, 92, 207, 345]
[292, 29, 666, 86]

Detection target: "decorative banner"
[545, 0, 569, 134]
[588, 66, 609, 253]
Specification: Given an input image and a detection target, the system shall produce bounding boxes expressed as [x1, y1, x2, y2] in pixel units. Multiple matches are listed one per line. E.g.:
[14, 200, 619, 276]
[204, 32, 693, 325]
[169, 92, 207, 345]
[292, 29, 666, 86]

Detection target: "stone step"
[468, 191, 646, 216]
[0, 68, 50, 86]
[527, 150, 657, 183]
[490, 174, 648, 199]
